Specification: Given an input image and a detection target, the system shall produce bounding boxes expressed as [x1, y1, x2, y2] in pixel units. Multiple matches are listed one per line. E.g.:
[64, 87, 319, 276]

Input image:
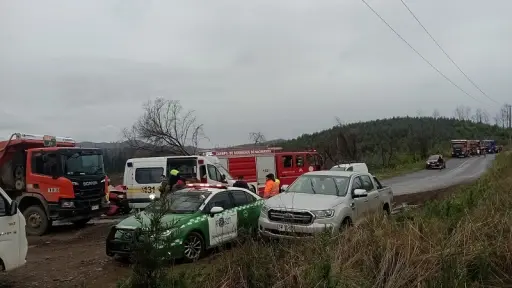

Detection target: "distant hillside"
[275, 116, 508, 168]
[90, 116, 508, 173]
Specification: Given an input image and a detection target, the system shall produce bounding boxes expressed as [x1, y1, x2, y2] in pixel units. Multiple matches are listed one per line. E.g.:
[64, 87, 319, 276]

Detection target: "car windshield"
[286, 175, 350, 196]
[150, 190, 210, 214]
[60, 151, 104, 176]
[428, 155, 439, 160]
[216, 165, 233, 180]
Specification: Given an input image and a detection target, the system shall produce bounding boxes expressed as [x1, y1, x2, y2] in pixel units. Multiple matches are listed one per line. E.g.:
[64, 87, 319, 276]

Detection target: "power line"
[399, 0, 500, 105]
[359, 0, 486, 105]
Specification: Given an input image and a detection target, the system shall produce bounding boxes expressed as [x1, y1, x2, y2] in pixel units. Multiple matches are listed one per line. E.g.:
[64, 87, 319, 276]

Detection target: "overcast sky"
[0, 0, 511, 147]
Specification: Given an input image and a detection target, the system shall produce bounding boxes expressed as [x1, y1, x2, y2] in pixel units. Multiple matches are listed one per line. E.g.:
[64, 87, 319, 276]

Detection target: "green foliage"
[277, 116, 508, 169]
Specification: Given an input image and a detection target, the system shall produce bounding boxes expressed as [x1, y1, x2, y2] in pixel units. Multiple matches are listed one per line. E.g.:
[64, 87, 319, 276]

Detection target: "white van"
[330, 163, 369, 173]
[123, 155, 236, 209]
[0, 187, 28, 272]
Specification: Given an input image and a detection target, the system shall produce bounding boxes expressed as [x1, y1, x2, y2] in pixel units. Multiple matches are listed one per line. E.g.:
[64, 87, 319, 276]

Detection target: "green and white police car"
[106, 184, 263, 262]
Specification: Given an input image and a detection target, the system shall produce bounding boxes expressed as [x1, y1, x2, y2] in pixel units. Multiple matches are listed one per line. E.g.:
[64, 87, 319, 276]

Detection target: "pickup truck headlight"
[311, 209, 335, 219]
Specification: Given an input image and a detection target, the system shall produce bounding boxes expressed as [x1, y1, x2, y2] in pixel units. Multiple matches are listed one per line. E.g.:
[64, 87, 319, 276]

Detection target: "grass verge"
[373, 161, 425, 179]
[158, 151, 512, 287]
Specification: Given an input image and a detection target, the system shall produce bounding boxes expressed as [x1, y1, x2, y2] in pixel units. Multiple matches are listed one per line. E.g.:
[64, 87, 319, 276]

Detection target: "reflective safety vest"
[270, 180, 279, 197]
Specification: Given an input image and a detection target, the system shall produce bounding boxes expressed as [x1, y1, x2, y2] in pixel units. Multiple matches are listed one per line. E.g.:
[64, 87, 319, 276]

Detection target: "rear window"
[135, 167, 164, 184]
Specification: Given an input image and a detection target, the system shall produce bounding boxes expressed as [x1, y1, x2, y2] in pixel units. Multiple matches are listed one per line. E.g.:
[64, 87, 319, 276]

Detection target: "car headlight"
[149, 193, 156, 200]
[261, 204, 269, 214]
[161, 228, 177, 237]
[311, 209, 335, 219]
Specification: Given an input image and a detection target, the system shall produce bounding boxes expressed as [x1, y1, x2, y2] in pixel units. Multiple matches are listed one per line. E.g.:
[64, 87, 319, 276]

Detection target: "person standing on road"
[158, 174, 168, 194]
[263, 173, 275, 198]
[233, 175, 250, 190]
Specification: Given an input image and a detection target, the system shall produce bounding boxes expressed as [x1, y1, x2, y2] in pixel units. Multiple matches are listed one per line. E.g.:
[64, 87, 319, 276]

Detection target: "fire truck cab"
[0, 133, 109, 236]
[451, 139, 469, 158]
[201, 148, 323, 193]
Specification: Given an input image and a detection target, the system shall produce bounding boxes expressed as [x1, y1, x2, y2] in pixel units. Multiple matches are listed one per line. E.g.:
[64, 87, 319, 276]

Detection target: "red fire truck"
[201, 147, 323, 193]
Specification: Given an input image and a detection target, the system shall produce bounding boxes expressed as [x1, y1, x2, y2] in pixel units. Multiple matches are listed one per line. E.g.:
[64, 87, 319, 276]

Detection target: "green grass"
[373, 160, 425, 179]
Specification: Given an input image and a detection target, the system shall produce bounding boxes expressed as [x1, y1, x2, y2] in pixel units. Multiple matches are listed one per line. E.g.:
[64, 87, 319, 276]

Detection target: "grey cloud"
[0, 0, 511, 146]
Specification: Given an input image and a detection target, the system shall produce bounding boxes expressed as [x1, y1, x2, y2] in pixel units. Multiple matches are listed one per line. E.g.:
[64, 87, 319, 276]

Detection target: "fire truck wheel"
[72, 218, 91, 227]
[23, 206, 50, 236]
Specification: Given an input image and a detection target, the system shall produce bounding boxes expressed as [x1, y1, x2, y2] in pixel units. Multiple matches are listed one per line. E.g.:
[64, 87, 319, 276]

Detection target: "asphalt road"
[381, 154, 496, 196]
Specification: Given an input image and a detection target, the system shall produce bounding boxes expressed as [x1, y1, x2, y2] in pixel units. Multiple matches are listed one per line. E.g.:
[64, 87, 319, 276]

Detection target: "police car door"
[205, 191, 237, 246]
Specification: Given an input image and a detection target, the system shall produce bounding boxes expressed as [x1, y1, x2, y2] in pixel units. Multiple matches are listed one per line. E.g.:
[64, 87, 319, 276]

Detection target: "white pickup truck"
[0, 187, 28, 271]
[258, 170, 393, 238]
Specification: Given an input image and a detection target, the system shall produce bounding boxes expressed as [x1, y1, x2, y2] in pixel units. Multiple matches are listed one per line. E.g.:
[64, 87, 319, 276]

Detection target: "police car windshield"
[164, 190, 211, 214]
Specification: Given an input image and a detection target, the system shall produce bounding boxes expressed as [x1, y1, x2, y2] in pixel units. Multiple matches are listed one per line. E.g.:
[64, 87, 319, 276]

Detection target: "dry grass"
[166, 152, 512, 288]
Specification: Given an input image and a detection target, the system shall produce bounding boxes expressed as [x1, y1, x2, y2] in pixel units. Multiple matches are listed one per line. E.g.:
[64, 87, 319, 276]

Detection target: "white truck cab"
[0, 187, 28, 272]
[123, 155, 236, 209]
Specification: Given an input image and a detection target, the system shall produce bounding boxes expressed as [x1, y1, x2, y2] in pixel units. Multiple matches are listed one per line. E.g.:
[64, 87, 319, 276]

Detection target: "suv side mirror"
[220, 174, 227, 183]
[8, 201, 18, 216]
[280, 185, 289, 192]
[353, 189, 368, 198]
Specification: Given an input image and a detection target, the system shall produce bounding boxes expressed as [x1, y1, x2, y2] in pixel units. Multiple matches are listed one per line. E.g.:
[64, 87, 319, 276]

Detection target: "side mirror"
[353, 189, 368, 198]
[280, 185, 289, 192]
[210, 206, 224, 215]
[220, 175, 227, 183]
[8, 201, 18, 216]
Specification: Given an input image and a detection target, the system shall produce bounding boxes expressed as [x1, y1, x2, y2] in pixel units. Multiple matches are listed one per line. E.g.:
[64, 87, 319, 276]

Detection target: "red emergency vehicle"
[201, 147, 323, 193]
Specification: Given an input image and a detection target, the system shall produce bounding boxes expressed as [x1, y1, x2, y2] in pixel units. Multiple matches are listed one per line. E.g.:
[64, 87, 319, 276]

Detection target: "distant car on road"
[425, 154, 446, 170]
[258, 170, 393, 239]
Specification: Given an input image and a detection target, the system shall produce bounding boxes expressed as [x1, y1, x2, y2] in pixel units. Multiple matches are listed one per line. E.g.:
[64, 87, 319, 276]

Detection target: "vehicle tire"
[182, 232, 205, 263]
[383, 204, 391, 216]
[339, 217, 352, 232]
[72, 218, 91, 227]
[23, 205, 50, 236]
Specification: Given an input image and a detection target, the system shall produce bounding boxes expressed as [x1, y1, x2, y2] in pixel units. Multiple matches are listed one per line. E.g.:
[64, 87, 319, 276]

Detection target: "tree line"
[100, 99, 511, 174]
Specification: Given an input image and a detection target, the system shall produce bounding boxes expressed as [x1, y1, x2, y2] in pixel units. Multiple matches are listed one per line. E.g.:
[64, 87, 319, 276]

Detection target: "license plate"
[277, 224, 293, 232]
[91, 205, 99, 211]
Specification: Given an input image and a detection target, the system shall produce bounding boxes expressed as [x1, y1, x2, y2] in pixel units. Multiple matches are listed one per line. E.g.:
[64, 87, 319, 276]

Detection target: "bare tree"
[454, 105, 471, 121]
[248, 132, 266, 145]
[317, 118, 358, 166]
[432, 109, 441, 119]
[473, 108, 490, 124]
[123, 98, 205, 155]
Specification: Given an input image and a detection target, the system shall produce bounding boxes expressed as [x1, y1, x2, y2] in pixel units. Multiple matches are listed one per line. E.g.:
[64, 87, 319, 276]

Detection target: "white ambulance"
[0, 187, 28, 272]
[123, 155, 236, 209]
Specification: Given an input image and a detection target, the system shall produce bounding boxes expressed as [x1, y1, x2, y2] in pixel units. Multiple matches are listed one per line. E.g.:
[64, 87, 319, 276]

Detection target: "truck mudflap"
[48, 198, 109, 221]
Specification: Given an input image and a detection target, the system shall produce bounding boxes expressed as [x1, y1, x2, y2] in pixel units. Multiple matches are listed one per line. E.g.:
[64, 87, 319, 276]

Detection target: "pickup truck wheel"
[339, 217, 352, 232]
[182, 232, 205, 263]
[23, 206, 50, 236]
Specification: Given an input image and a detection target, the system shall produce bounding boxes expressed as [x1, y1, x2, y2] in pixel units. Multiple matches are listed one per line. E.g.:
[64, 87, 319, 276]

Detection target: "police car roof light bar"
[186, 183, 228, 189]
[14, 133, 75, 143]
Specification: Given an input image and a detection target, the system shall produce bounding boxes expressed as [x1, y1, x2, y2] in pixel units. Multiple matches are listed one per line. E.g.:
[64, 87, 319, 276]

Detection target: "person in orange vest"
[263, 173, 276, 198]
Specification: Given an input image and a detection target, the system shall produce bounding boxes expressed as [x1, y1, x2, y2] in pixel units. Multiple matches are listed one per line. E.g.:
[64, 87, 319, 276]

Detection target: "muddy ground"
[0, 186, 464, 288]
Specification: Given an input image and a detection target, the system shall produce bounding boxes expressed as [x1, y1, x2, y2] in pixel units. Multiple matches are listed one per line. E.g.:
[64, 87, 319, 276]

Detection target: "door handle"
[363, 200, 368, 202]
[350, 202, 355, 209]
